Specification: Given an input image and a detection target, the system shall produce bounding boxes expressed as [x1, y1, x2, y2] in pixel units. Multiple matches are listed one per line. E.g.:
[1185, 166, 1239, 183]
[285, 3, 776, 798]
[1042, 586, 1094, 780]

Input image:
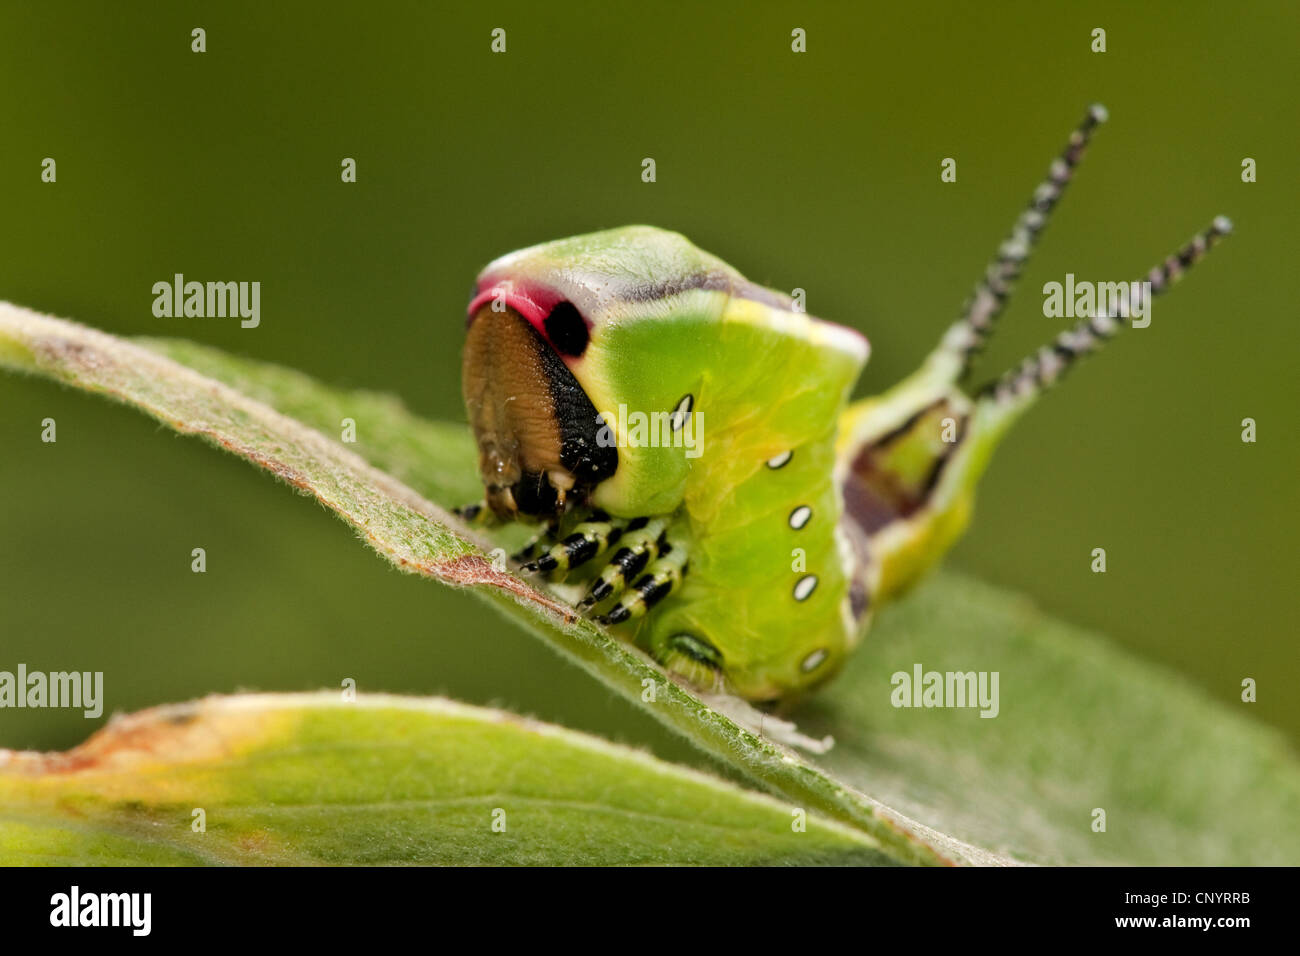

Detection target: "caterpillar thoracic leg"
[595, 546, 689, 626]
[578, 518, 666, 608]
[521, 512, 622, 574]
[510, 521, 561, 564]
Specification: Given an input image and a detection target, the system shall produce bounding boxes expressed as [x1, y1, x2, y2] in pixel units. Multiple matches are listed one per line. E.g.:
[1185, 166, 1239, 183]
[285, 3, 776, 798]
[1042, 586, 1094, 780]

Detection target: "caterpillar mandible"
[459, 106, 1231, 705]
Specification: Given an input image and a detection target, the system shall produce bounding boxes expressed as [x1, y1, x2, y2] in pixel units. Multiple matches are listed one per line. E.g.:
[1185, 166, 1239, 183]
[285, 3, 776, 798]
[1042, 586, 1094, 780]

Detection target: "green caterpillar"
[460, 106, 1231, 705]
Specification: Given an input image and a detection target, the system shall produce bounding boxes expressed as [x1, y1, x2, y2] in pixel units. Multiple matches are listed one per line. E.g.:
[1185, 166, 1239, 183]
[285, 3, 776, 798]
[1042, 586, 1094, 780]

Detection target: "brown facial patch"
[462, 306, 615, 518]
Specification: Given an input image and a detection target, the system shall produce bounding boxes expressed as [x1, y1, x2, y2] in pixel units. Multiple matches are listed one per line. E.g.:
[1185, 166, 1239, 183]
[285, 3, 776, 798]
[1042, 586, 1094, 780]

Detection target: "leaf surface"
[0, 693, 886, 865]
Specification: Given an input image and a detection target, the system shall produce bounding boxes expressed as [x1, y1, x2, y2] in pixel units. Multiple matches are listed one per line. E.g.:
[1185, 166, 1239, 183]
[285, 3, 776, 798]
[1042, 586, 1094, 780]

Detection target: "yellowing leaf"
[0, 693, 886, 865]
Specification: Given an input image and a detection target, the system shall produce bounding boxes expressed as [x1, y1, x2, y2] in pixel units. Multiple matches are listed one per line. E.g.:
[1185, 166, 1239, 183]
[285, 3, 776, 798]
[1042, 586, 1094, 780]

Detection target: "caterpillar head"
[462, 226, 750, 519]
[461, 297, 614, 518]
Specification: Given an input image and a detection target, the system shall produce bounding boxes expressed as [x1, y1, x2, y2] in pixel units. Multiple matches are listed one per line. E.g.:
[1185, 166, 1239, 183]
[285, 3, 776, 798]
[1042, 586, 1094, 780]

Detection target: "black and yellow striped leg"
[578, 518, 666, 608]
[509, 521, 561, 564]
[522, 513, 623, 575]
[595, 545, 689, 626]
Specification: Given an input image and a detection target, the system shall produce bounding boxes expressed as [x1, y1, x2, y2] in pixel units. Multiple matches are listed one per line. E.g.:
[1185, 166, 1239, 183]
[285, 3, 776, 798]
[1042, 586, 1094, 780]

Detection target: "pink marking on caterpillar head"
[467, 279, 568, 332]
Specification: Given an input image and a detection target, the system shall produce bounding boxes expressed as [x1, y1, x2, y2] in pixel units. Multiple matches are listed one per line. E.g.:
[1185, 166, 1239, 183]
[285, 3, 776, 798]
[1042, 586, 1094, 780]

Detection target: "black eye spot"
[544, 301, 589, 356]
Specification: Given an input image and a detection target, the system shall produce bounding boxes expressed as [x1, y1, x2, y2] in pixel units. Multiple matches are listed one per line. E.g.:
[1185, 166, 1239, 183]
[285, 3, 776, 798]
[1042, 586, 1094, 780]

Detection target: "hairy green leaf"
[0, 693, 887, 865]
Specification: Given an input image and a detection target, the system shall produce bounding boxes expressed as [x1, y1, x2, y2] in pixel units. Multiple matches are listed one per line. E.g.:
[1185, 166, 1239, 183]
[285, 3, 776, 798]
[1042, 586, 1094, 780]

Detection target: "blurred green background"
[2, 0, 1295, 760]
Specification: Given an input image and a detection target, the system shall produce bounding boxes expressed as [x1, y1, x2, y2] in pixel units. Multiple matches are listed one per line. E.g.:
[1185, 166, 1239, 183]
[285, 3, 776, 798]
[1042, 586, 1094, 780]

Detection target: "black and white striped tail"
[937, 104, 1109, 378]
[980, 216, 1233, 408]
